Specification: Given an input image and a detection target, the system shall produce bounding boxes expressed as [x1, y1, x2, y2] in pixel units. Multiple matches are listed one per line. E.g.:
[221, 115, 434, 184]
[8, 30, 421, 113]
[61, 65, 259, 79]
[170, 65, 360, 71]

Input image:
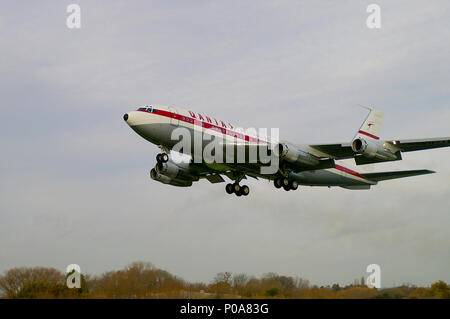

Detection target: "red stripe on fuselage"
[358, 130, 379, 140]
[335, 164, 363, 179]
[138, 110, 369, 181]
[137, 109, 267, 143]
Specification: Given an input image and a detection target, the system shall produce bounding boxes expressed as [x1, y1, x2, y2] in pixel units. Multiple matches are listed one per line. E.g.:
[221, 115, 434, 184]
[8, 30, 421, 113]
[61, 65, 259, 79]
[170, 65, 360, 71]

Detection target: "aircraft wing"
[308, 143, 354, 159]
[309, 137, 450, 160]
[204, 174, 225, 183]
[385, 137, 450, 152]
[360, 169, 435, 182]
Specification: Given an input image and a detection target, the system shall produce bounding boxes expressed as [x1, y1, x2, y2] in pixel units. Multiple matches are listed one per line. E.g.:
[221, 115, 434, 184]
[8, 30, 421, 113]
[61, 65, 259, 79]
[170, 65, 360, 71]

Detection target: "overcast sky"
[1, 1, 449, 287]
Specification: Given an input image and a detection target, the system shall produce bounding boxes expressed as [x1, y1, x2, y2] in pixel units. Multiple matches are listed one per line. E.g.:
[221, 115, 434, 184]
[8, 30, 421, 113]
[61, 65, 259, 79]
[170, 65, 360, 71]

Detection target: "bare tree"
[295, 277, 310, 290]
[0, 267, 64, 297]
[213, 272, 232, 285]
[232, 273, 249, 288]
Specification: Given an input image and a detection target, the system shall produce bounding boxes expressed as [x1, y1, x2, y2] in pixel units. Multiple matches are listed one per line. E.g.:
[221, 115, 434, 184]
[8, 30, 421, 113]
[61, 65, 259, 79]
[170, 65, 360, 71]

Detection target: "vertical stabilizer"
[353, 107, 383, 140]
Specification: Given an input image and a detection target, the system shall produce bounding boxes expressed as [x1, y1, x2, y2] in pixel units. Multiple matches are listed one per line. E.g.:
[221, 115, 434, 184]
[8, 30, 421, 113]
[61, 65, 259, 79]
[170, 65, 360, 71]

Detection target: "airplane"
[123, 105, 449, 196]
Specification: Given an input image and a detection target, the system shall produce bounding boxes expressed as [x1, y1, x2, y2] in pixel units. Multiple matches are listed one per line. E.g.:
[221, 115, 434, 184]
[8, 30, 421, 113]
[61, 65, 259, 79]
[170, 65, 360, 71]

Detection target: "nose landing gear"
[156, 153, 169, 163]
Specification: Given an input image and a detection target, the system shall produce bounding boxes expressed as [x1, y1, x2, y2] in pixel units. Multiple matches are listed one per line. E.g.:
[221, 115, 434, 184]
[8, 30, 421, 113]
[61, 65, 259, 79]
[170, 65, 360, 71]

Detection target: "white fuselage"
[125, 105, 375, 188]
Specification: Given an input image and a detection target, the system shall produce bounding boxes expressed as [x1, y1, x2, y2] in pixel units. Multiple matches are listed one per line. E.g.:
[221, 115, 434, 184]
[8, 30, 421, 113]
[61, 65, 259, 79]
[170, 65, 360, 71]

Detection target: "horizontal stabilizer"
[341, 185, 371, 190]
[360, 169, 435, 182]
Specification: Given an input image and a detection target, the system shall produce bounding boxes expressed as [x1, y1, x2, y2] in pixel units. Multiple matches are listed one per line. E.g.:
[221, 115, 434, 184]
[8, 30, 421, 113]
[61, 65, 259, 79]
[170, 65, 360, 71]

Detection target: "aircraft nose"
[124, 110, 148, 127]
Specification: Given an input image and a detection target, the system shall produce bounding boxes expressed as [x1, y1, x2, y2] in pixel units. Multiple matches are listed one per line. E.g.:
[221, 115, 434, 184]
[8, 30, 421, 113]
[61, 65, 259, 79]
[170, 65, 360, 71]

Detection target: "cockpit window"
[137, 106, 157, 113]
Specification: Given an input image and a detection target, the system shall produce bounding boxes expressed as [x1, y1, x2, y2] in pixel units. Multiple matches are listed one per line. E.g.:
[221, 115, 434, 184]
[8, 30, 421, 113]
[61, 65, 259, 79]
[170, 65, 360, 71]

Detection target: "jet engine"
[150, 159, 198, 187]
[150, 168, 193, 187]
[351, 138, 397, 161]
[273, 142, 320, 166]
[155, 160, 195, 180]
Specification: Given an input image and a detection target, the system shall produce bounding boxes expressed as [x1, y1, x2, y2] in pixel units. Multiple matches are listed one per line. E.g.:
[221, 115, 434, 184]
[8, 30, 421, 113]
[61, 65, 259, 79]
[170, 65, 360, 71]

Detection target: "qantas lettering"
[138, 107, 266, 143]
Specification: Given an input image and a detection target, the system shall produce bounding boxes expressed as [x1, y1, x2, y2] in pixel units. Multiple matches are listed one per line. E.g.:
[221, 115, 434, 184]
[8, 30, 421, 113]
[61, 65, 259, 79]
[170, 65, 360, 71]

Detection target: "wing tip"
[411, 169, 435, 175]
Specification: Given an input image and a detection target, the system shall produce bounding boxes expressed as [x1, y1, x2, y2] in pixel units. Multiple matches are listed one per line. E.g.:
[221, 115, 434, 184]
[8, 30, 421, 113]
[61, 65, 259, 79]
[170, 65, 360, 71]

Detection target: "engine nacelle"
[352, 138, 397, 161]
[273, 142, 320, 166]
[155, 160, 194, 180]
[150, 168, 193, 187]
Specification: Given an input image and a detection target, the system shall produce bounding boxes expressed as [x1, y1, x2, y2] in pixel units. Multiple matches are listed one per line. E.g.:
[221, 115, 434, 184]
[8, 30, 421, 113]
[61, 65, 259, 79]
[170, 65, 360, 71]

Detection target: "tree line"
[0, 262, 448, 299]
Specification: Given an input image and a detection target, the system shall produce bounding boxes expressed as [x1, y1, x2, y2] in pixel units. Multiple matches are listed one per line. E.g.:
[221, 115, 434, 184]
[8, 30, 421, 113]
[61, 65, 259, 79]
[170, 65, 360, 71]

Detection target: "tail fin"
[360, 169, 435, 182]
[353, 107, 384, 140]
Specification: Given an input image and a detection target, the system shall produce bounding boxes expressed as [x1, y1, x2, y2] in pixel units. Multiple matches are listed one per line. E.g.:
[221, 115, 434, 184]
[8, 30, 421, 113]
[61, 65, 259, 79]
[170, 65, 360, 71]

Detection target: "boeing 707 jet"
[123, 106, 449, 196]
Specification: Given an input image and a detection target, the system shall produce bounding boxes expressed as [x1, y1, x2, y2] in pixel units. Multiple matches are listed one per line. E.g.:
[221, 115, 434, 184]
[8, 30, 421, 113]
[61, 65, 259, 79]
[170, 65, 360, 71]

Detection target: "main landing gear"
[225, 183, 250, 197]
[274, 177, 298, 191]
[156, 153, 169, 163]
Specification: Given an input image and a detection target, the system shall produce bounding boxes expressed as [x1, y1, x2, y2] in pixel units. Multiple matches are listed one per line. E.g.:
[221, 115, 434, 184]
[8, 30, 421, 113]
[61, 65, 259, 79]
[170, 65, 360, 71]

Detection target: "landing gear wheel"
[225, 183, 234, 194]
[241, 185, 250, 196]
[283, 184, 291, 191]
[290, 180, 298, 190]
[282, 178, 290, 187]
[233, 183, 241, 194]
[274, 178, 282, 189]
[156, 153, 169, 163]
